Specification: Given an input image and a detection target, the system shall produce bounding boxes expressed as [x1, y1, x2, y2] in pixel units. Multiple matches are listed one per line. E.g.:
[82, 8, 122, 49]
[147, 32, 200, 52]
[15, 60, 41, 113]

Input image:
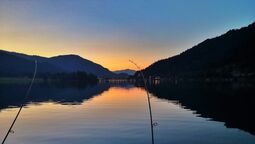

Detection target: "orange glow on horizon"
[0, 20, 179, 71]
[0, 47, 154, 71]
[0, 25, 177, 71]
[0, 24, 178, 71]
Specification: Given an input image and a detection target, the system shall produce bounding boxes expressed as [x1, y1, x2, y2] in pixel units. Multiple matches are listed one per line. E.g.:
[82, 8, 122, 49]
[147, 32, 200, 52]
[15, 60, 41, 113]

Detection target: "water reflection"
[146, 82, 255, 135]
[0, 84, 151, 144]
[0, 82, 255, 144]
[0, 83, 111, 110]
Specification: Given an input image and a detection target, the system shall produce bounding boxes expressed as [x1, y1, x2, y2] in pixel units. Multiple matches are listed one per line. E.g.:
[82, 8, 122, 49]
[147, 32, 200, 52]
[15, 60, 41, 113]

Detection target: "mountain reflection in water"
[146, 82, 255, 135]
[0, 82, 255, 144]
[0, 83, 111, 110]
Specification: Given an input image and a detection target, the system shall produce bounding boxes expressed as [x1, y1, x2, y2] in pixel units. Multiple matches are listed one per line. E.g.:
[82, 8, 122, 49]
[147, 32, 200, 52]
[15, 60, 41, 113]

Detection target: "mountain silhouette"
[48, 55, 116, 78]
[138, 22, 255, 79]
[0, 51, 61, 76]
[0, 50, 117, 78]
[114, 69, 136, 76]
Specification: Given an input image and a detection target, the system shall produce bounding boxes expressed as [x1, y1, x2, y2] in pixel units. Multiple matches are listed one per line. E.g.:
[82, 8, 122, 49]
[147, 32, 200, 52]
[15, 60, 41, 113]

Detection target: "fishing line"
[129, 60, 155, 144]
[1, 60, 37, 144]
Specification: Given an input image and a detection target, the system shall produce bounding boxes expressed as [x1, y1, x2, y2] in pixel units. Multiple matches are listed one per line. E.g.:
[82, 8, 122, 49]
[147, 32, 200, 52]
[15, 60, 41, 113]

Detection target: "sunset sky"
[0, 0, 255, 70]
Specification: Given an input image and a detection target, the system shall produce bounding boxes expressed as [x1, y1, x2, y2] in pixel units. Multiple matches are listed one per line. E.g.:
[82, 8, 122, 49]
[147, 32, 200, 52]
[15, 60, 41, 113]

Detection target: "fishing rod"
[1, 60, 37, 144]
[129, 60, 155, 144]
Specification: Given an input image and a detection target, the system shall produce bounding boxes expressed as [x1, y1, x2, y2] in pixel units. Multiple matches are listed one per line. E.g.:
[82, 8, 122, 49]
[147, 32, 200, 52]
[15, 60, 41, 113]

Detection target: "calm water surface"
[0, 83, 255, 144]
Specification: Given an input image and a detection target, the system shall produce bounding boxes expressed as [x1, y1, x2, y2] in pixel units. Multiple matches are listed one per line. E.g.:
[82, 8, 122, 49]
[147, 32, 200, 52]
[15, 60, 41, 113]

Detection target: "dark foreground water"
[0, 82, 255, 144]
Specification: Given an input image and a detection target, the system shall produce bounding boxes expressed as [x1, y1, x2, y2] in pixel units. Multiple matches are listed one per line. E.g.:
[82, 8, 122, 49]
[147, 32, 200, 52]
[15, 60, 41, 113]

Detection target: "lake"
[0, 82, 255, 144]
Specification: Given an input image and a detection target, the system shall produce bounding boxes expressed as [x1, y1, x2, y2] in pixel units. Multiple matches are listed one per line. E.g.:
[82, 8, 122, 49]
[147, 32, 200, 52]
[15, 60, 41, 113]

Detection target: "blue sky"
[0, 0, 255, 70]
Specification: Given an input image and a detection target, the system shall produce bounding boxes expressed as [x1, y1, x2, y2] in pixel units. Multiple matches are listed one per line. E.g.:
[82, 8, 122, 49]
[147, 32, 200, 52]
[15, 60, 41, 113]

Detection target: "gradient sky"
[0, 0, 255, 70]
